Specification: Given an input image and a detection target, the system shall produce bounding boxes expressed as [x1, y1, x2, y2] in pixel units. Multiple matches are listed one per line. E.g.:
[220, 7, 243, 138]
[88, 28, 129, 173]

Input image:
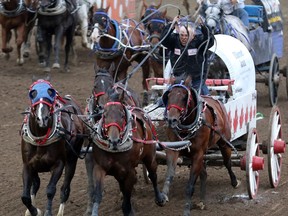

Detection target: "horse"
[85, 90, 166, 215]
[84, 63, 142, 215]
[0, 0, 37, 64]
[75, 0, 94, 49]
[90, 3, 151, 106]
[141, 0, 170, 79]
[36, 0, 78, 72]
[20, 78, 89, 216]
[161, 76, 240, 215]
[203, 1, 251, 50]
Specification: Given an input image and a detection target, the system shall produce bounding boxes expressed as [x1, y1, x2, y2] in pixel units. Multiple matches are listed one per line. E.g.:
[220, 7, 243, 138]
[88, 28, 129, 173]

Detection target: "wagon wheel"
[268, 54, 280, 107]
[267, 106, 285, 188]
[246, 128, 263, 199]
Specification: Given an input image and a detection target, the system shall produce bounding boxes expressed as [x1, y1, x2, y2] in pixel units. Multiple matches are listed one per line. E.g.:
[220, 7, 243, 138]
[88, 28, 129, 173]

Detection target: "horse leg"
[52, 28, 64, 70]
[63, 27, 74, 72]
[117, 170, 137, 216]
[91, 163, 106, 216]
[142, 157, 166, 207]
[218, 140, 240, 188]
[15, 24, 25, 65]
[141, 60, 150, 106]
[162, 149, 179, 202]
[23, 26, 34, 58]
[183, 154, 203, 216]
[44, 162, 65, 216]
[198, 164, 207, 210]
[78, 5, 90, 48]
[21, 166, 41, 216]
[84, 153, 94, 216]
[1, 29, 12, 59]
[57, 155, 79, 216]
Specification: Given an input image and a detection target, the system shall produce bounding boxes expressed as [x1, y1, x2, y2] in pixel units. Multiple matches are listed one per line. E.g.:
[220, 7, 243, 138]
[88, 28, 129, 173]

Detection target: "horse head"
[162, 76, 197, 129]
[146, 10, 167, 46]
[90, 3, 111, 44]
[204, 1, 223, 32]
[28, 79, 57, 128]
[102, 91, 130, 150]
[141, 0, 162, 20]
[92, 63, 115, 114]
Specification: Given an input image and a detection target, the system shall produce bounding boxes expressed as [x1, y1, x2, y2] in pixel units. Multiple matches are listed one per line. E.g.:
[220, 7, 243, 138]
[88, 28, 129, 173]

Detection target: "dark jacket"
[160, 23, 214, 79]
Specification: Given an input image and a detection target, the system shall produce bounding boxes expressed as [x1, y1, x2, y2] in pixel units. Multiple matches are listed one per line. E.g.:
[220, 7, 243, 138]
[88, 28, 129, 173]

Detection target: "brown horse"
[161, 76, 240, 215]
[85, 90, 166, 215]
[0, 0, 37, 64]
[90, 3, 151, 105]
[20, 79, 89, 216]
[84, 64, 142, 215]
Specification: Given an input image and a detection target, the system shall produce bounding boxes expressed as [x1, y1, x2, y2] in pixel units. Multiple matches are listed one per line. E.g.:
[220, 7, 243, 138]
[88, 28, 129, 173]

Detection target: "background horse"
[21, 79, 88, 216]
[0, 0, 36, 64]
[161, 76, 240, 215]
[85, 90, 165, 215]
[90, 3, 151, 105]
[37, 0, 78, 72]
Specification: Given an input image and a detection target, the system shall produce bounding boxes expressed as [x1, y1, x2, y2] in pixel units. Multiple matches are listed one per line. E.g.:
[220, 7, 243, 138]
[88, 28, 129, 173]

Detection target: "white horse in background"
[203, 0, 251, 51]
[76, 0, 95, 48]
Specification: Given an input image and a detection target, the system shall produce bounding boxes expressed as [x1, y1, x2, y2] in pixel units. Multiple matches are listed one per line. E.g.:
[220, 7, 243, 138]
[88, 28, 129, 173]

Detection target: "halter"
[163, 83, 204, 140]
[91, 102, 133, 153]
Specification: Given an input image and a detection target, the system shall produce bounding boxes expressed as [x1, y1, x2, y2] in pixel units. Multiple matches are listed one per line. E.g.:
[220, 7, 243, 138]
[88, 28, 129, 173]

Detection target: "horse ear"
[155, 0, 162, 9]
[162, 9, 167, 18]
[92, 3, 98, 13]
[29, 89, 37, 100]
[184, 75, 192, 87]
[143, 0, 148, 10]
[105, 3, 110, 13]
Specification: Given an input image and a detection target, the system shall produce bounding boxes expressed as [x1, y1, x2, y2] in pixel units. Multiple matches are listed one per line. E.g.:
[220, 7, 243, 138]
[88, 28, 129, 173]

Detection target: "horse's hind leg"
[219, 139, 240, 188]
[21, 167, 42, 216]
[63, 27, 75, 72]
[1, 29, 13, 59]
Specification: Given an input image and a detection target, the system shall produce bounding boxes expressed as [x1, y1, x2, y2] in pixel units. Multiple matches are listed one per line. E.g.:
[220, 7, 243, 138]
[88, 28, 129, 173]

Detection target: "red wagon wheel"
[268, 54, 280, 107]
[267, 106, 285, 188]
[245, 128, 264, 199]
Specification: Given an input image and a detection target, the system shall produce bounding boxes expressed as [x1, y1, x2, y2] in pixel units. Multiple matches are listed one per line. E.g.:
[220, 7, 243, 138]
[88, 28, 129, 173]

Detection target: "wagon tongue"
[157, 141, 191, 151]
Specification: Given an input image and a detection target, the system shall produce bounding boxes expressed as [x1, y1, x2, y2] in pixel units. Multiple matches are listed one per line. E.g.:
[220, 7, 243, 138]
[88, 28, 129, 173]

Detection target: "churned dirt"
[0, 0, 288, 215]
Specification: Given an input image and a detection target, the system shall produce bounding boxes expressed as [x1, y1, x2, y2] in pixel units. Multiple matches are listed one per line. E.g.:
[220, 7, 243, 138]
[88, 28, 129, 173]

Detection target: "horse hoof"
[234, 179, 241, 188]
[25, 208, 41, 216]
[4, 53, 10, 60]
[17, 58, 24, 65]
[52, 63, 60, 69]
[43, 67, 51, 72]
[163, 193, 169, 202]
[196, 201, 205, 210]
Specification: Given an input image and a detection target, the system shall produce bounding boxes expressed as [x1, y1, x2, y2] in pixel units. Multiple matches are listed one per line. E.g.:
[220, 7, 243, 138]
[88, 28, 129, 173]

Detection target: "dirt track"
[0, 0, 288, 215]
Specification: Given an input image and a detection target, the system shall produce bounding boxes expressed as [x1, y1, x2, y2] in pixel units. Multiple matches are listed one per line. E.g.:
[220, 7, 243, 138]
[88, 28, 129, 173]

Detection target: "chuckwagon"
[244, 0, 284, 106]
[144, 33, 286, 199]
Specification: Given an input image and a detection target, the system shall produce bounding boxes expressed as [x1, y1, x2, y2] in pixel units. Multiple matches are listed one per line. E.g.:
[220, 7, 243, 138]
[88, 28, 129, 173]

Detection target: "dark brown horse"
[0, 0, 37, 64]
[85, 91, 166, 215]
[36, 0, 78, 72]
[161, 76, 240, 215]
[90, 3, 151, 104]
[20, 79, 89, 216]
[84, 64, 142, 215]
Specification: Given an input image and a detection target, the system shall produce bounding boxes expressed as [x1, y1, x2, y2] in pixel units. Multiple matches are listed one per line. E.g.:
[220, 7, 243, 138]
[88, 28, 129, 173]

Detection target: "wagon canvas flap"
[209, 34, 255, 99]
